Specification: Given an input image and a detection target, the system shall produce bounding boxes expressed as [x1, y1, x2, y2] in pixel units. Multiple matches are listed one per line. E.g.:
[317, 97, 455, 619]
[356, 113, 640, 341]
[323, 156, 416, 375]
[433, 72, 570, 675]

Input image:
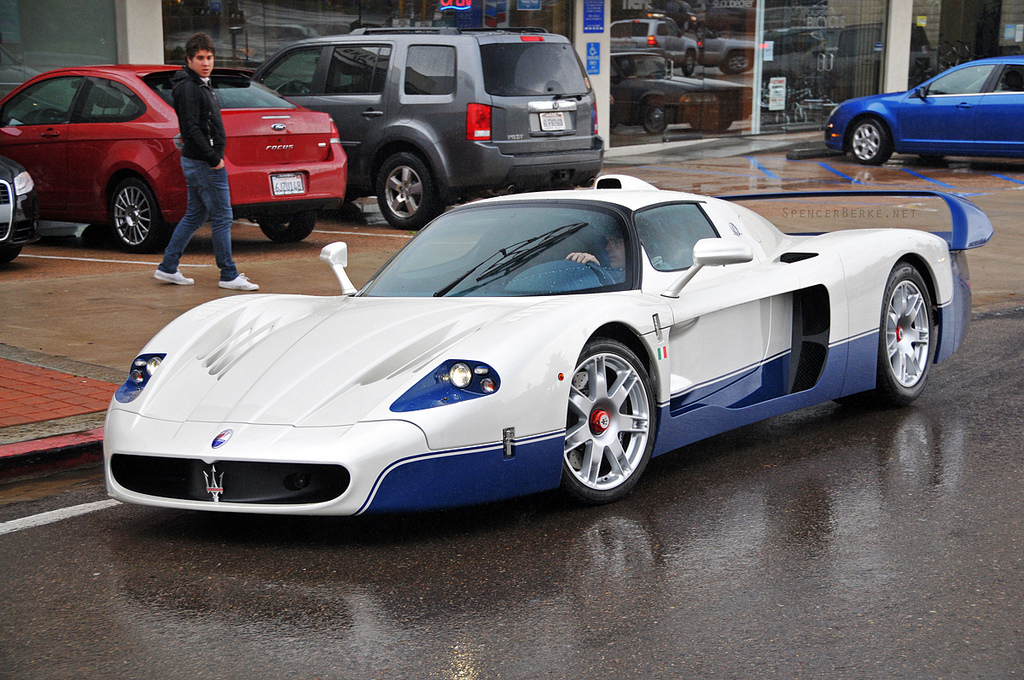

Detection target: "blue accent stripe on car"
[361, 432, 565, 514]
[652, 333, 878, 457]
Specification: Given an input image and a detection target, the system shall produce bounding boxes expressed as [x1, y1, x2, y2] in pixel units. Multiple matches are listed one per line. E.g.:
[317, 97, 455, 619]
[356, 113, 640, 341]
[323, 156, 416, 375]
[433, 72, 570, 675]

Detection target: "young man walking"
[154, 32, 258, 291]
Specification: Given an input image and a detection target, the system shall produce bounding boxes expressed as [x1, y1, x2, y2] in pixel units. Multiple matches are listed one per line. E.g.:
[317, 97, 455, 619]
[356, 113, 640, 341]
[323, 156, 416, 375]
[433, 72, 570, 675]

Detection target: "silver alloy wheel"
[564, 351, 652, 491]
[726, 52, 750, 73]
[884, 279, 931, 387]
[112, 184, 152, 247]
[384, 164, 423, 219]
[852, 121, 882, 162]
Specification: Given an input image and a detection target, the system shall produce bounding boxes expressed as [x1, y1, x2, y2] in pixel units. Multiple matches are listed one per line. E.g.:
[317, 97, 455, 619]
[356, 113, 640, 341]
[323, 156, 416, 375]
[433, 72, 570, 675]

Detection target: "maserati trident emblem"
[212, 429, 232, 449]
[203, 464, 224, 502]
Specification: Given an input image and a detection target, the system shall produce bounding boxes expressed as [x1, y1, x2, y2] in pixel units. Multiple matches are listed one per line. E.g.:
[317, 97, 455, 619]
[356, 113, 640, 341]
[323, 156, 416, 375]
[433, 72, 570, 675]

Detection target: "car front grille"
[0, 181, 11, 242]
[110, 453, 351, 505]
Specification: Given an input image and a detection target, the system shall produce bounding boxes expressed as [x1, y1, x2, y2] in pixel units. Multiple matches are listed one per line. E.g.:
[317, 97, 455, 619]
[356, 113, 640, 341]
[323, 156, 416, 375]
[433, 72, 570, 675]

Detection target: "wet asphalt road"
[2, 152, 1024, 678]
[2, 308, 1023, 679]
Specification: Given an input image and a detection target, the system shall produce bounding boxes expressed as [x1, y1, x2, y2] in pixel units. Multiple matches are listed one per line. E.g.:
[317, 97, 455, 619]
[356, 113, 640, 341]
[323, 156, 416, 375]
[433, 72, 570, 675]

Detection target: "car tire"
[257, 209, 317, 243]
[110, 177, 169, 253]
[722, 50, 752, 74]
[849, 117, 893, 165]
[376, 152, 442, 231]
[562, 338, 655, 504]
[0, 245, 21, 264]
[681, 50, 697, 77]
[873, 262, 934, 406]
[641, 100, 667, 134]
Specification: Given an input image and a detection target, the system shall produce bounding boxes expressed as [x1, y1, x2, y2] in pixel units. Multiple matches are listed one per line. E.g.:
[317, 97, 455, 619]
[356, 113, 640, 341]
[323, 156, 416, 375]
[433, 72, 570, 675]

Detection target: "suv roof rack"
[349, 26, 549, 36]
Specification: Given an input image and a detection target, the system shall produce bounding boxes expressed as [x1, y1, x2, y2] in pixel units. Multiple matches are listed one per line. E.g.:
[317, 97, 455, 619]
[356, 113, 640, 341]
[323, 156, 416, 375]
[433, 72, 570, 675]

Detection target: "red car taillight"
[467, 103, 491, 141]
[329, 120, 341, 145]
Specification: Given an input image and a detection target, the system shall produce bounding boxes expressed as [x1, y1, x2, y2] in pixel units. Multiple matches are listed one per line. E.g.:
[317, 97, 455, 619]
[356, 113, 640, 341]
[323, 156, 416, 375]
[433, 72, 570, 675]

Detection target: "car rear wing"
[717, 190, 994, 251]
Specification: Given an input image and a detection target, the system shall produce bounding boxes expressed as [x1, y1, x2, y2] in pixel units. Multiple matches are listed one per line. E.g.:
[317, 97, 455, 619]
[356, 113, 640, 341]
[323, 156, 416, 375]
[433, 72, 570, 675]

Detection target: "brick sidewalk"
[0, 357, 118, 427]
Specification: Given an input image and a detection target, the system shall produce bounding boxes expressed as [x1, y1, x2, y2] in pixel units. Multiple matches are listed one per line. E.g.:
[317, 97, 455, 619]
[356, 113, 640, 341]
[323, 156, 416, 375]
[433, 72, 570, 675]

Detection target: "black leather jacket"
[171, 65, 226, 167]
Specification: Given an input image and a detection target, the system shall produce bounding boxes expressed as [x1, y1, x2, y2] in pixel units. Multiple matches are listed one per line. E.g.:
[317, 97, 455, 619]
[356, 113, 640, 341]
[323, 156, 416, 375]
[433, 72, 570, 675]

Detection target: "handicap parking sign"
[586, 42, 600, 75]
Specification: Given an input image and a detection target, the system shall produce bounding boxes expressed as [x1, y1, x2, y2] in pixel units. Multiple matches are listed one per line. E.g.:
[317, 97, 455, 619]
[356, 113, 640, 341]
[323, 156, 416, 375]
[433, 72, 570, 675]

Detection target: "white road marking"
[0, 499, 121, 536]
[313, 229, 412, 239]
[20, 254, 213, 267]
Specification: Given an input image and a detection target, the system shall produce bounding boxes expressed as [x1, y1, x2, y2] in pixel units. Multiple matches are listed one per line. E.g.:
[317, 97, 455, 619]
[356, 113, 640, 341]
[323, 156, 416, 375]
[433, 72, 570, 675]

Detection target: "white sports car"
[104, 176, 992, 514]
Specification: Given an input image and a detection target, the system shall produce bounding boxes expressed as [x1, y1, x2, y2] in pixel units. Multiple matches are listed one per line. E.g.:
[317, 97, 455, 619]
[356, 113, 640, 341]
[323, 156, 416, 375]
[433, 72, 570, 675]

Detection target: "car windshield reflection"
[362, 203, 633, 297]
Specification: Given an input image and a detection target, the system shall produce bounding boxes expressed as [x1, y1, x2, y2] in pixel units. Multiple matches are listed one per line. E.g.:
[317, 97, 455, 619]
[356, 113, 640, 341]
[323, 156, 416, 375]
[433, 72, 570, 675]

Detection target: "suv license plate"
[539, 111, 567, 132]
[272, 173, 305, 196]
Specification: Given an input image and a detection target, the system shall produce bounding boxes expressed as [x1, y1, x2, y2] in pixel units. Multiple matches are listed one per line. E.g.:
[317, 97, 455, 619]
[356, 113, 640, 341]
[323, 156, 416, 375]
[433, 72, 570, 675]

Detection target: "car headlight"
[114, 353, 166, 404]
[391, 359, 501, 412]
[13, 170, 33, 196]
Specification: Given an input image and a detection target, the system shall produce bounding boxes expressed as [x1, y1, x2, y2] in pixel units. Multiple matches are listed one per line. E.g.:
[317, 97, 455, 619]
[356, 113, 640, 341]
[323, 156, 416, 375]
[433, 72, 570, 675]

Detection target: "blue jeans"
[158, 157, 238, 281]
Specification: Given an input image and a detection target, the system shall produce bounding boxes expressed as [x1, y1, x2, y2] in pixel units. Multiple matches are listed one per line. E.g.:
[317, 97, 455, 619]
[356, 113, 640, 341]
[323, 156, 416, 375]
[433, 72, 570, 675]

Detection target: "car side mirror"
[914, 86, 928, 99]
[319, 241, 357, 295]
[662, 238, 754, 298]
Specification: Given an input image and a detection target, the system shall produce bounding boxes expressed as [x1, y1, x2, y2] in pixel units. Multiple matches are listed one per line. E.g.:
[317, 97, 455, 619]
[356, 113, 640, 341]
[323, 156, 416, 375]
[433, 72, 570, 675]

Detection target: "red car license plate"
[271, 173, 305, 196]
[539, 111, 567, 132]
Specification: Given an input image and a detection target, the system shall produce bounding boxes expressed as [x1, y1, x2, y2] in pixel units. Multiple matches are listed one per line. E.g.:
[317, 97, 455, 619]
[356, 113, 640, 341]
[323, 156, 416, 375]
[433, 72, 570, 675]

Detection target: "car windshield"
[480, 43, 589, 96]
[142, 72, 297, 109]
[362, 202, 632, 297]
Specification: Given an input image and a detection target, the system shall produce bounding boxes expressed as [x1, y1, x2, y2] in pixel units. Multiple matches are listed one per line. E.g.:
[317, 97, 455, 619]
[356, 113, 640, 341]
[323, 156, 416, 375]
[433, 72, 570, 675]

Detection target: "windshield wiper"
[433, 221, 589, 297]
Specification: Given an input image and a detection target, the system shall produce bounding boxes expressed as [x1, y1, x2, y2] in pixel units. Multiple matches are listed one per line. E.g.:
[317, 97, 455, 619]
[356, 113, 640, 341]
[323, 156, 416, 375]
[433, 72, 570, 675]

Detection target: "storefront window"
[162, 0, 573, 67]
[760, 0, 888, 133]
[0, 0, 116, 96]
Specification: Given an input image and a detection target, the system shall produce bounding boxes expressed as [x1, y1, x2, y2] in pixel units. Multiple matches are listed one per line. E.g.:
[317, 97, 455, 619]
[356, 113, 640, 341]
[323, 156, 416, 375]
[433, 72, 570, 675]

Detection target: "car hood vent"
[780, 252, 818, 263]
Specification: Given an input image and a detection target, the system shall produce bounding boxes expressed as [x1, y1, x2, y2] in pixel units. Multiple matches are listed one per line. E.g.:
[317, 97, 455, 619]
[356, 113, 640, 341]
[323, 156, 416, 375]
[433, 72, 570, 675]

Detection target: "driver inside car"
[565, 232, 626, 278]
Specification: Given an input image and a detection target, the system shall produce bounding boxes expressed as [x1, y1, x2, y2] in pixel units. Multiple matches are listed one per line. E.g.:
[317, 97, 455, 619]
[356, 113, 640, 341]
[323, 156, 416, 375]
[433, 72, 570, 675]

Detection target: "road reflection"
[99, 403, 967, 675]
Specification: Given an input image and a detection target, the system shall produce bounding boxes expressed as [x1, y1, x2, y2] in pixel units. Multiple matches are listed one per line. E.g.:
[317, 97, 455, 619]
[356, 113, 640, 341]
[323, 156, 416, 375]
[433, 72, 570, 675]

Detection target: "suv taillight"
[592, 101, 598, 135]
[648, 35, 658, 47]
[467, 103, 491, 141]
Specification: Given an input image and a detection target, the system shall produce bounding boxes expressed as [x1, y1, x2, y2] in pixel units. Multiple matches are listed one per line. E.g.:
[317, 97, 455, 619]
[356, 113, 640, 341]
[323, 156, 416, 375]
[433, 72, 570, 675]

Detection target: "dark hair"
[185, 33, 215, 59]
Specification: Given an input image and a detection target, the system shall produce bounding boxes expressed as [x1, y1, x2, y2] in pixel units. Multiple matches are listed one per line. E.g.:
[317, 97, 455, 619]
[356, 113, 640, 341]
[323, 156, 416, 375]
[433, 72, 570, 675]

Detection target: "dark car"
[0, 154, 39, 264]
[0, 65, 347, 253]
[610, 52, 747, 134]
[253, 27, 603, 230]
[826, 56, 1024, 164]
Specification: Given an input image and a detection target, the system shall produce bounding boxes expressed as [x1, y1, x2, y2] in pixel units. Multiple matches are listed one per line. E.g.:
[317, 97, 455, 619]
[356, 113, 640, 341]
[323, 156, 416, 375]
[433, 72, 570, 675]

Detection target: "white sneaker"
[219, 274, 259, 291]
[154, 269, 194, 286]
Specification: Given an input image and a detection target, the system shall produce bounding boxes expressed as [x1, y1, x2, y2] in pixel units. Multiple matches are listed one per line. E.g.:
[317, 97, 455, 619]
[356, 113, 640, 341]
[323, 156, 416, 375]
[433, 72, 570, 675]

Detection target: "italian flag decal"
[658, 345, 668, 360]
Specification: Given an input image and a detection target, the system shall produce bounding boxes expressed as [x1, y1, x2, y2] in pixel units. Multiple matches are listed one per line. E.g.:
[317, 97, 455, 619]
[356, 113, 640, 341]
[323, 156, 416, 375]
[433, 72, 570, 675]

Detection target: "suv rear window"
[480, 43, 588, 96]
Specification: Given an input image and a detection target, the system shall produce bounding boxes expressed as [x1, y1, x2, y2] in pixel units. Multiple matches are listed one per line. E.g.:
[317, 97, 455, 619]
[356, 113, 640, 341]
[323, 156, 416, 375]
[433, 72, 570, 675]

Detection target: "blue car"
[825, 56, 1024, 164]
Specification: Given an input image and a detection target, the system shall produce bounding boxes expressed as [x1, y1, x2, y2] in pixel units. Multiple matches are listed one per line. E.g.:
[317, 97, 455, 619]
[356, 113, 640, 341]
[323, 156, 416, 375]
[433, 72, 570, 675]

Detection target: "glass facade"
[0, 0, 117, 96]
[161, 0, 573, 68]
[1, 1, 1021, 147]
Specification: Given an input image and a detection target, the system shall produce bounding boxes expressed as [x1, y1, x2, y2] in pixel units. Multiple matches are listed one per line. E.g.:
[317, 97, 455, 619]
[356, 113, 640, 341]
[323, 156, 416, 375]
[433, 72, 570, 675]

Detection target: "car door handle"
[41, 128, 61, 138]
[956, 102, 973, 109]
[361, 110, 385, 118]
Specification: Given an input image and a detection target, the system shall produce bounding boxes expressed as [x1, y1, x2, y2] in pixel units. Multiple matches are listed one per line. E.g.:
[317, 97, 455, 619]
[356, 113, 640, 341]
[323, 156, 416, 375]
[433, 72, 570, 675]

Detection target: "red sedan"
[0, 65, 347, 253]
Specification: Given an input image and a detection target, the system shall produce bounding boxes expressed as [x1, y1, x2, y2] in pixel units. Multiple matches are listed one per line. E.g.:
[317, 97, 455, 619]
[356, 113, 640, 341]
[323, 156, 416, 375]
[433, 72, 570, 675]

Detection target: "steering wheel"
[585, 262, 617, 286]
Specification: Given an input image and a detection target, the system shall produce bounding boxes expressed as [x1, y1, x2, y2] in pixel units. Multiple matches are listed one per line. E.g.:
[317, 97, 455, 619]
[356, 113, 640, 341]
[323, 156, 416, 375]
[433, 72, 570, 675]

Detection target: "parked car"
[0, 65, 347, 253]
[103, 175, 991, 515]
[695, 25, 756, 74]
[0, 154, 39, 264]
[825, 56, 1024, 164]
[610, 17, 699, 76]
[610, 51, 747, 133]
[253, 27, 604, 231]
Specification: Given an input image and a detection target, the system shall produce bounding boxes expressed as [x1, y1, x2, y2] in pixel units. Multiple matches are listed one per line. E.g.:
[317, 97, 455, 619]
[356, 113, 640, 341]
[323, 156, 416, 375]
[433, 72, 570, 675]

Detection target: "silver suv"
[253, 28, 604, 230]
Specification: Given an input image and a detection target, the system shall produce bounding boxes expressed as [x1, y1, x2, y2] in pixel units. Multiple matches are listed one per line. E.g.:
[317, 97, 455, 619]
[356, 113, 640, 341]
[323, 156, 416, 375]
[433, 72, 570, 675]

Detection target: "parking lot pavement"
[2, 132, 1022, 475]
